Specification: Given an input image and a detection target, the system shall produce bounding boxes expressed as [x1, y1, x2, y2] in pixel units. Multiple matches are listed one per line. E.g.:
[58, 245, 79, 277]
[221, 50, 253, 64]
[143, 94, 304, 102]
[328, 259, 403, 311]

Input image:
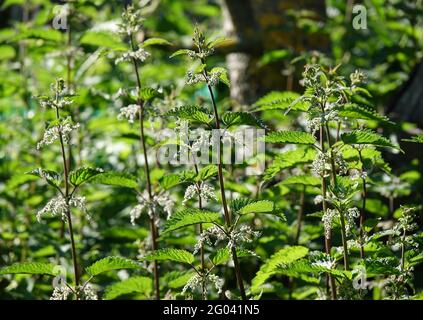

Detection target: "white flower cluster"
[228, 225, 261, 249]
[311, 150, 347, 177]
[50, 283, 98, 300]
[322, 208, 337, 239]
[311, 152, 331, 177]
[191, 129, 211, 153]
[37, 117, 80, 150]
[194, 224, 260, 253]
[345, 207, 360, 236]
[350, 168, 367, 180]
[311, 256, 337, 270]
[130, 190, 174, 225]
[50, 285, 72, 300]
[182, 182, 217, 206]
[334, 151, 348, 175]
[115, 48, 151, 65]
[186, 70, 205, 85]
[118, 5, 143, 36]
[182, 273, 224, 295]
[117, 104, 140, 123]
[186, 69, 223, 86]
[38, 96, 73, 110]
[37, 195, 88, 222]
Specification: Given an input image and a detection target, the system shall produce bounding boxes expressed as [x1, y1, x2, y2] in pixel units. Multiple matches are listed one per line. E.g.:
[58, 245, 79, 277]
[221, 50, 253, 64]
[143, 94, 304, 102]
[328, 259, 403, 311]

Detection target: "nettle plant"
[140, 27, 279, 300]
[252, 63, 422, 299]
[0, 78, 149, 299]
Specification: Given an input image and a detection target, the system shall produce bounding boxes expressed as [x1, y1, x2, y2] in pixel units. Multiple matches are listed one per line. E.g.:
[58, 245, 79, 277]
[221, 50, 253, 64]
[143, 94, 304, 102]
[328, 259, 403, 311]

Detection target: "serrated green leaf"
[69, 167, 104, 187]
[140, 87, 163, 101]
[207, 37, 233, 49]
[403, 134, 423, 144]
[237, 200, 275, 215]
[104, 276, 152, 300]
[27, 168, 61, 189]
[210, 67, 230, 87]
[144, 249, 195, 265]
[265, 131, 316, 145]
[338, 103, 392, 123]
[163, 209, 221, 233]
[210, 248, 256, 266]
[222, 112, 266, 129]
[166, 105, 213, 125]
[251, 246, 309, 293]
[196, 165, 218, 182]
[170, 49, 195, 58]
[85, 256, 140, 276]
[264, 147, 316, 181]
[141, 37, 171, 48]
[341, 129, 402, 152]
[165, 270, 197, 289]
[0, 262, 59, 276]
[253, 91, 309, 112]
[90, 172, 138, 188]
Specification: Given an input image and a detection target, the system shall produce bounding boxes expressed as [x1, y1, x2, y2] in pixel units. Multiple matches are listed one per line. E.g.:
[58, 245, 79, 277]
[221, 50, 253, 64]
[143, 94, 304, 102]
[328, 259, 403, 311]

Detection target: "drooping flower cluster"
[115, 48, 150, 65]
[36, 195, 88, 222]
[182, 182, 217, 206]
[117, 5, 143, 36]
[322, 208, 337, 239]
[194, 224, 260, 253]
[345, 207, 360, 236]
[37, 117, 80, 150]
[129, 190, 174, 225]
[50, 283, 98, 300]
[117, 104, 140, 124]
[182, 273, 224, 296]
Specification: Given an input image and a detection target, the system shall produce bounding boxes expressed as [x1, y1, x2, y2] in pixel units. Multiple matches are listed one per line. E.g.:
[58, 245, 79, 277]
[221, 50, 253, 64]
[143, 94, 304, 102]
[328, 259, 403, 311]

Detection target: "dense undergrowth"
[0, 0, 422, 300]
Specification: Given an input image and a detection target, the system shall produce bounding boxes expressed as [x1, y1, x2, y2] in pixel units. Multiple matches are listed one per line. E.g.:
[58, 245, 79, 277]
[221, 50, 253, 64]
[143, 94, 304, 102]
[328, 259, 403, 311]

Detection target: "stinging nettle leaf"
[141, 37, 172, 48]
[90, 172, 138, 188]
[69, 167, 104, 187]
[210, 248, 257, 266]
[163, 209, 221, 233]
[166, 105, 213, 125]
[170, 49, 195, 59]
[144, 249, 195, 265]
[251, 246, 309, 293]
[265, 131, 316, 145]
[140, 87, 164, 101]
[0, 262, 60, 276]
[27, 168, 61, 189]
[341, 129, 402, 152]
[222, 112, 266, 129]
[104, 276, 152, 300]
[85, 256, 140, 276]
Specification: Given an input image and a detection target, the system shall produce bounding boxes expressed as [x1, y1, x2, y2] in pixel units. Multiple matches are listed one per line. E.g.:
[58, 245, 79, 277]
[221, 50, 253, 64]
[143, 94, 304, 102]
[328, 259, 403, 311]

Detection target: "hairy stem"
[129, 35, 160, 300]
[320, 126, 337, 300]
[358, 149, 367, 259]
[193, 161, 206, 300]
[55, 106, 80, 293]
[203, 66, 246, 300]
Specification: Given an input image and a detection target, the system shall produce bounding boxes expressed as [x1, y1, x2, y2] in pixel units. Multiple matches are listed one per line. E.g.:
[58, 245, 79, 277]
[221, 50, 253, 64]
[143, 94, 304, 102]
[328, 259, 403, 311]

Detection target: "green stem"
[55, 106, 80, 294]
[358, 149, 367, 259]
[320, 126, 337, 300]
[129, 34, 160, 300]
[203, 65, 246, 300]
